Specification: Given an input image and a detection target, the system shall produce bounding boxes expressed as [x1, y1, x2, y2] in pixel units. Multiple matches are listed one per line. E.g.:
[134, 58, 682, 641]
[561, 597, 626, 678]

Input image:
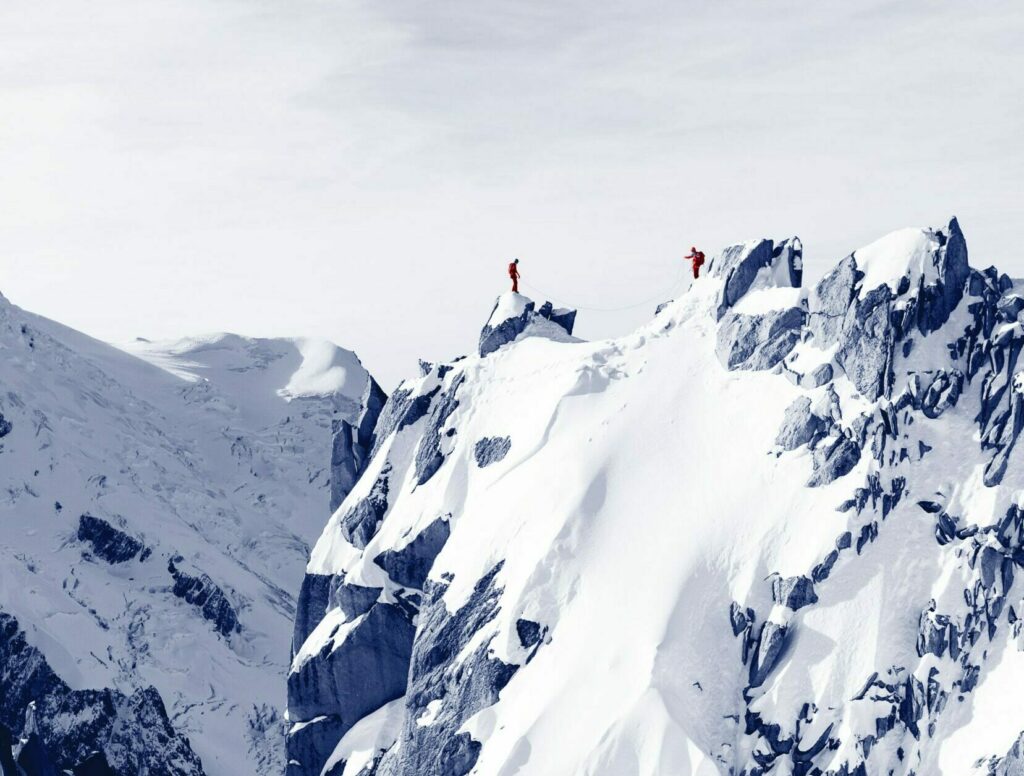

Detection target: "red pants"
[691, 262, 701, 279]
[511, 277, 519, 292]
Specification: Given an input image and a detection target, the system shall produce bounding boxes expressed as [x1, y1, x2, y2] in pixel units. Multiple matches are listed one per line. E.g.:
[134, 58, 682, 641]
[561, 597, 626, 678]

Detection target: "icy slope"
[289, 218, 1024, 776]
[0, 294, 382, 775]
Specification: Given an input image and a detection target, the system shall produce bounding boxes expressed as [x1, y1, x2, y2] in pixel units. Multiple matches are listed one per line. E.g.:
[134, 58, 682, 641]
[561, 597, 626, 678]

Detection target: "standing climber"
[685, 246, 706, 280]
[509, 258, 521, 293]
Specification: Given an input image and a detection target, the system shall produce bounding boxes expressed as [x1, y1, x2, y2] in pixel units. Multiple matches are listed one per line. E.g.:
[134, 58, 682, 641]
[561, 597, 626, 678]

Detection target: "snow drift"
[288, 217, 1024, 776]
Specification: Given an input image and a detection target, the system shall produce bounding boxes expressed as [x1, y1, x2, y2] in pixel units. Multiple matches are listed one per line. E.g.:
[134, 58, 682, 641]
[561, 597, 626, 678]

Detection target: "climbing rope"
[519, 265, 688, 314]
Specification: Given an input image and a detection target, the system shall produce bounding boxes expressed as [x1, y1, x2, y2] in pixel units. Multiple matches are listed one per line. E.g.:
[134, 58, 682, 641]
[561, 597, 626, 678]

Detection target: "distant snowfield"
[0, 294, 376, 774]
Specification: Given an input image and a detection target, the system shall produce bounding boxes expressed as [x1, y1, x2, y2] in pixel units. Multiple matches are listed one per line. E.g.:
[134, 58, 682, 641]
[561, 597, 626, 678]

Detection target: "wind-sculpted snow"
[0, 293, 380, 775]
[290, 218, 1024, 776]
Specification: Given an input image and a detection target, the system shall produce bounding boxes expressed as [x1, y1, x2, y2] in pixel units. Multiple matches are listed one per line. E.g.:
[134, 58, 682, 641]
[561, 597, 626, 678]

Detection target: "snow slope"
[0, 294, 381, 774]
[288, 218, 1024, 776]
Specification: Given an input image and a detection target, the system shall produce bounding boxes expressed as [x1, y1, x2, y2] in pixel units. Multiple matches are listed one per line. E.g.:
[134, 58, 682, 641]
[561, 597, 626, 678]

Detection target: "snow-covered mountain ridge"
[288, 217, 1024, 776]
[0, 296, 383, 774]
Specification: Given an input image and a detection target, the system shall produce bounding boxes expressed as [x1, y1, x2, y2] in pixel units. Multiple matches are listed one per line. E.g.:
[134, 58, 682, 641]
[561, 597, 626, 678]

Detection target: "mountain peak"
[478, 292, 577, 357]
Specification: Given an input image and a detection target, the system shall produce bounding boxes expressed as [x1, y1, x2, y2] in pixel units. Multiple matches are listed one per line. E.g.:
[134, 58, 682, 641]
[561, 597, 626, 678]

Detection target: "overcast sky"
[1, 1, 1022, 388]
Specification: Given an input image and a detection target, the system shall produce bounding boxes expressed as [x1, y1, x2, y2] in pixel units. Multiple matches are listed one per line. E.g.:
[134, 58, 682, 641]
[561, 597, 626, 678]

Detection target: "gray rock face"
[414, 376, 465, 486]
[331, 378, 387, 513]
[0, 611, 204, 776]
[984, 730, 1024, 775]
[373, 516, 451, 590]
[0, 411, 11, 439]
[710, 238, 802, 319]
[286, 717, 346, 776]
[807, 435, 861, 487]
[77, 515, 150, 564]
[775, 397, 826, 451]
[287, 602, 414, 722]
[473, 436, 511, 467]
[770, 575, 818, 610]
[340, 466, 391, 549]
[292, 573, 336, 657]
[807, 218, 970, 400]
[378, 564, 517, 776]
[478, 297, 576, 357]
[167, 557, 241, 637]
[749, 621, 789, 688]
[716, 307, 805, 371]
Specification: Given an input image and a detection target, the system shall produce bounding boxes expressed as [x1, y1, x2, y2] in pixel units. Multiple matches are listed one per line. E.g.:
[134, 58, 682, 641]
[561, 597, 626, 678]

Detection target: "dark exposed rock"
[292, 573, 337, 657]
[370, 385, 440, 460]
[0, 611, 203, 776]
[379, 564, 516, 776]
[340, 466, 391, 549]
[287, 602, 415, 724]
[516, 619, 543, 649]
[807, 436, 861, 487]
[749, 621, 788, 688]
[808, 218, 970, 400]
[285, 716, 346, 776]
[414, 376, 465, 486]
[373, 516, 451, 590]
[775, 397, 827, 451]
[710, 238, 802, 320]
[716, 307, 806, 371]
[0, 412, 11, 439]
[806, 363, 834, 387]
[474, 436, 511, 467]
[167, 557, 241, 637]
[77, 515, 149, 564]
[331, 378, 387, 512]
[478, 297, 576, 357]
[770, 575, 818, 611]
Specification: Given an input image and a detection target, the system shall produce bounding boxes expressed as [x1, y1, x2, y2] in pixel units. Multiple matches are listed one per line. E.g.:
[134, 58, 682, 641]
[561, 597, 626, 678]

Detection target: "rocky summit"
[287, 218, 1024, 776]
[7, 217, 1024, 775]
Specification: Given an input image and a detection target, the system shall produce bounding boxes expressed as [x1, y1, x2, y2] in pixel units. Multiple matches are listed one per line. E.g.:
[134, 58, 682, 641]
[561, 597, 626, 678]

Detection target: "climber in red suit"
[509, 258, 521, 293]
[685, 247, 706, 280]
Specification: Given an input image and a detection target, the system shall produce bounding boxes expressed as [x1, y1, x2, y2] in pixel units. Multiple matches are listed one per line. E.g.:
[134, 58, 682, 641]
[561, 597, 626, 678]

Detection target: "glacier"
[0, 295, 382, 774]
[287, 217, 1024, 776]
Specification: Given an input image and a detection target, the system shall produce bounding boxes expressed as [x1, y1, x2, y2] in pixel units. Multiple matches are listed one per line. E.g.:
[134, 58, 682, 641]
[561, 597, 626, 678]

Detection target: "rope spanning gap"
[519, 267, 688, 313]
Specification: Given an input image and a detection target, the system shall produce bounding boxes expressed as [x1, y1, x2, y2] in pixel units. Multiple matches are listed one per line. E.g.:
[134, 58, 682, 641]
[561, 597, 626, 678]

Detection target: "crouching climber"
[509, 258, 521, 293]
[685, 246, 705, 279]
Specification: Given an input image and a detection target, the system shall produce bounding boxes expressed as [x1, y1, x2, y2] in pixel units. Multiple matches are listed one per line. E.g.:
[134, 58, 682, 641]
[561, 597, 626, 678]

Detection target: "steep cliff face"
[288, 218, 1024, 776]
[0, 296, 380, 774]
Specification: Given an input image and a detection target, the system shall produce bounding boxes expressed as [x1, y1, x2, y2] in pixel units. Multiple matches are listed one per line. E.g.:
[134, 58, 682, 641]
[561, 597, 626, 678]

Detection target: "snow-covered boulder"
[478, 293, 577, 356]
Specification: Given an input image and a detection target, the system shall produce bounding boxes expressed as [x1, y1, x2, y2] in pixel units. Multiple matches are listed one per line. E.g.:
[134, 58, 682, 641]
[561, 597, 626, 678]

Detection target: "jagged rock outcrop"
[807, 218, 970, 400]
[0, 611, 203, 775]
[331, 377, 388, 512]
[167, 557, 241, 637]
[77, 514, 150, 564]
[709, 237, 803, 320]
[716, 306, 805, 371]
[478, 294, 577, 357]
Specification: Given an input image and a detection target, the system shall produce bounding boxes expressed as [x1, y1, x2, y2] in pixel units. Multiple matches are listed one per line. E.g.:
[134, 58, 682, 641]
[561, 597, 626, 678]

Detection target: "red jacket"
[686, 250, 705, 267]
[509, 262, 520, 278]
